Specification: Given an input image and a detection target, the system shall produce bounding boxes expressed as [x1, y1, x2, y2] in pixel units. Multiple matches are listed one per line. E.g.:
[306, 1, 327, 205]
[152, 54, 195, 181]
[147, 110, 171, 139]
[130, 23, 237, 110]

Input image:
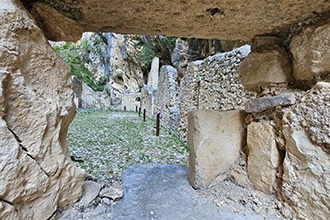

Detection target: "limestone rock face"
[21, 0, 330, 41]
[188, 109, 246, 189]
[239, 48, 291, 92]
[290, 22, 330, 81]
[247, 122, 280, 193]
[282, 82, 330, 219]
[0, 1, 85, 219]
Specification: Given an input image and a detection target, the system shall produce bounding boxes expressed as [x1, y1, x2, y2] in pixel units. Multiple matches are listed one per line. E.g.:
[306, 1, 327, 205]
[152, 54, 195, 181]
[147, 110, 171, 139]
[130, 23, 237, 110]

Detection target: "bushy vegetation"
[67, 110, 189, 182]
[135, 35, 177, 74]
[53, 41, 106, 91]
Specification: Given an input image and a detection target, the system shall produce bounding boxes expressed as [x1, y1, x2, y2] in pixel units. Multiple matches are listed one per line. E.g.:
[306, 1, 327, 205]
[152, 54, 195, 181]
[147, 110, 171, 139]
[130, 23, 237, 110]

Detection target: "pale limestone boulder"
[188, 109, 246, 189]
[239, 48, 291, 92]
[0, 1, 85, 219]
[247, 122, 280, 193]
[282, 82, 330, 219]
[290, 22, 330, 81]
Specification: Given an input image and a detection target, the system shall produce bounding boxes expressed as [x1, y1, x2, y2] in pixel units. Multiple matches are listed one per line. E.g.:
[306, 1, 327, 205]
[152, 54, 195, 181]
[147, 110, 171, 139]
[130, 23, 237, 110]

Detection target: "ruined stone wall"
[121, 93, 141, 112]
[154, 66, 180, 133]
[179, 45, 256, 139]
[72, 76, 112, 110]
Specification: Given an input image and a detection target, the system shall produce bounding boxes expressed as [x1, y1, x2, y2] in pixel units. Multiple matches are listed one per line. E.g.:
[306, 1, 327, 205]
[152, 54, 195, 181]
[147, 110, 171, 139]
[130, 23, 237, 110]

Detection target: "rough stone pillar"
[247, 122, 280, 193]
[0, 1, 85, 219]
[147, 57, 160, 89]
[188, 109, 246, 189]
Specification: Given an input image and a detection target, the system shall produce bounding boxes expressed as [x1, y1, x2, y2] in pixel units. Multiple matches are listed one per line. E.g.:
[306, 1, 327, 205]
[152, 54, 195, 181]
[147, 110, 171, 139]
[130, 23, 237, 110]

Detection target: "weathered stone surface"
[284, 82, 330, 152]
[251, 35, 280, 52]
[282, 128, 330, 220]
[188, 109, 246, 189]
[72, 76, 111, 110]
[154, 65, 180, 133]
[111, 164, 268, 220]
[141, 85, 156, 118]
[281, 82, 330, 219]
[239, 48, 292, 92]
[247, 122, 280, 193]
[0, 1, 85, 219]
[22, 0, 330, 41]
[179, 45, 255, 140]
[147, 57, 159, 89]
[290, 22, 330, 81]
[245, 94, 296, 113]
[99, 183, 123, 201]
[78, 181, 102, 207]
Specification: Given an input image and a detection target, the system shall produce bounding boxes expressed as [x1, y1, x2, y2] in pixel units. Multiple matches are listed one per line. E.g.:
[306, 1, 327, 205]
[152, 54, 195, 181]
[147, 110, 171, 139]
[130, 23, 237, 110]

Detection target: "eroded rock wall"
[281, 82, 330, 219]
[239, 27, 330, 218]
[0, 1, 85, 219]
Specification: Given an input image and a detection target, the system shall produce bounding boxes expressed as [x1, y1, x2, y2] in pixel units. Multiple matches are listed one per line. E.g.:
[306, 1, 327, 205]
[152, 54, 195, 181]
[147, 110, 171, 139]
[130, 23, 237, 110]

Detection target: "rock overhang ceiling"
[21, 0, 330, 42]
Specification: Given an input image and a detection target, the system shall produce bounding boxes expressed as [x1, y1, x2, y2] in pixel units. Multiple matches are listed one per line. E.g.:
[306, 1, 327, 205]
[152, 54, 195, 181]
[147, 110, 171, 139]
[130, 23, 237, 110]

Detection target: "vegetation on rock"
[53, 41, 107, 91]
[135, 35, 177, 74]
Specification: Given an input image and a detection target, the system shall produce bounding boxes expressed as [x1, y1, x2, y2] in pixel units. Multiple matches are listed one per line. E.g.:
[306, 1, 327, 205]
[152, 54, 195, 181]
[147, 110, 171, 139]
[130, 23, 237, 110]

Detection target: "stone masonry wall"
[179, 45, 256, 140]
[154, 66, 180, 133]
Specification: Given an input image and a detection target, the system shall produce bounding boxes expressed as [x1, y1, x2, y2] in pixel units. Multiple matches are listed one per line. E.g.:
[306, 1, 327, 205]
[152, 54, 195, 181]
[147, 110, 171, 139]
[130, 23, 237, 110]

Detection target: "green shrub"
[52, 41, 106, 91]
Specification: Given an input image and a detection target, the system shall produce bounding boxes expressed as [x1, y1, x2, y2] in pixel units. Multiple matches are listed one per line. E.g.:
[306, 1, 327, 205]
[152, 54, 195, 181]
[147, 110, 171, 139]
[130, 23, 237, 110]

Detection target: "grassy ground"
[67, 110, 189, 182]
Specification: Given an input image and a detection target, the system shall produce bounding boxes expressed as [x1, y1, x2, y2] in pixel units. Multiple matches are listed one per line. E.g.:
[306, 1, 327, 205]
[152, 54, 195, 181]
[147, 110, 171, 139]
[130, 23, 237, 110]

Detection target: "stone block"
[247, 122, 280, 193]
[290, 22, 330, 81]
[239, 48, 291, 92]
[245, 94, 295, 113]
[188, 109, 246, 189]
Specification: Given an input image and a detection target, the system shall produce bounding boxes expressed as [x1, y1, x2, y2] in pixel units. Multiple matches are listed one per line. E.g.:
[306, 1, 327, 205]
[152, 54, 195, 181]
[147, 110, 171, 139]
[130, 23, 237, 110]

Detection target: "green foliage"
[136, 41, 157, 68]
[52, 41, 106, 91]
[136, 35, 177, 74]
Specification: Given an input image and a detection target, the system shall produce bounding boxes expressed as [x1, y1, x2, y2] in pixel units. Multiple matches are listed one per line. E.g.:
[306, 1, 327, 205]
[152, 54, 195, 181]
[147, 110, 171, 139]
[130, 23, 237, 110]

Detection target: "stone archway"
[2, 0, 330, 219]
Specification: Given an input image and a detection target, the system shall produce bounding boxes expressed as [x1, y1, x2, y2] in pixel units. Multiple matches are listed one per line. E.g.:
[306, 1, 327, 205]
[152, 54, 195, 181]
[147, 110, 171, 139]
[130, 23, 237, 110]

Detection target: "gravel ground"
[68, 110, 189, 183]
[60, 110, 288, 219]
